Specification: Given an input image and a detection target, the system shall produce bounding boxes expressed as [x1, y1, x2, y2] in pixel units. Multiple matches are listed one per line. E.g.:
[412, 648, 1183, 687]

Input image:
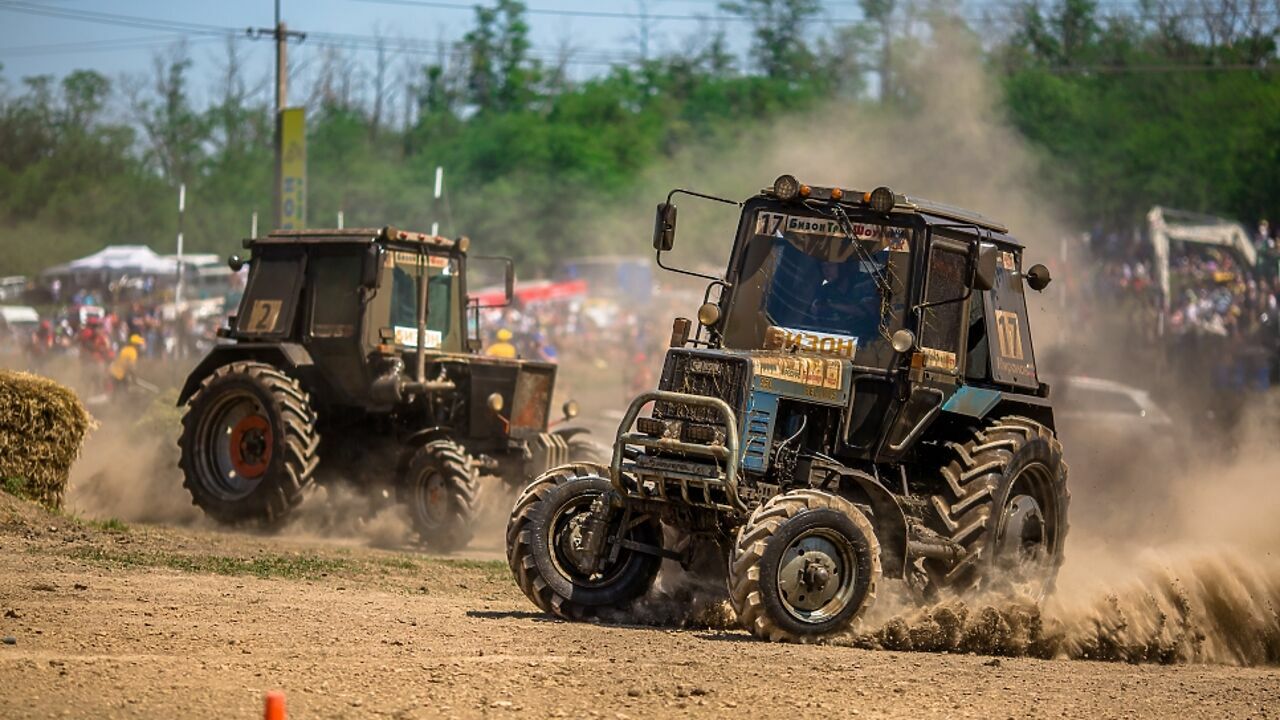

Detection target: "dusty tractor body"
[508, 177, 1069, 641]
[177, 227, 595, 550]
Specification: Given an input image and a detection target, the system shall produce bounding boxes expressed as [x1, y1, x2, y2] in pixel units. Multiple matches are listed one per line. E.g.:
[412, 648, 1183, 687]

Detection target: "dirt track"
[1, 494, 1277, 720]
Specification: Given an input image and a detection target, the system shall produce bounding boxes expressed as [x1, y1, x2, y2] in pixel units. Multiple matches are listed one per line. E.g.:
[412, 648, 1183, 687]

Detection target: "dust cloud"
[590, 22, 1280, 665]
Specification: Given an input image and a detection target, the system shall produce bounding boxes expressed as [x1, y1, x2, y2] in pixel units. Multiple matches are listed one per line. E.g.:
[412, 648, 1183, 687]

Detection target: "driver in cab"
[810, 259, 880, 330]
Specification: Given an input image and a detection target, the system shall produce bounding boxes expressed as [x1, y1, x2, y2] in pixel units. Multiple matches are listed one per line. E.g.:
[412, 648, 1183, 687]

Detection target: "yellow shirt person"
[486, 328, 518, 359]
[109, 335, 145, 381]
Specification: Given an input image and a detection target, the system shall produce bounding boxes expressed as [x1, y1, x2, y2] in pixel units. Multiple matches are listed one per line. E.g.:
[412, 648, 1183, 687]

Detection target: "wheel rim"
[776, 528, 858, 624]
[412, 471, 449, 530]
[196, 391, 272, 501]
[547, 490, 636, 588]
[993, 462, 1058, 598]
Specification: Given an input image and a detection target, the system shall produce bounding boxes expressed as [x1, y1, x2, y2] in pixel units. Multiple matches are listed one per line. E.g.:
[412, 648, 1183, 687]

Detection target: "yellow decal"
[921, 347, 958, 372]
[995, 310, 1024, 360]
[247, 299, 282, 333]
[279, 107, 306, 229]
[765, 326, 857, 359]
[388, 251, 449, 268]
[753, 356, 843, 390]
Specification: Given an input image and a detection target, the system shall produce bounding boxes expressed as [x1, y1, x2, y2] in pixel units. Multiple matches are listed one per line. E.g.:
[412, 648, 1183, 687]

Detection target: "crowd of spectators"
[1070, 219, 1280, 399]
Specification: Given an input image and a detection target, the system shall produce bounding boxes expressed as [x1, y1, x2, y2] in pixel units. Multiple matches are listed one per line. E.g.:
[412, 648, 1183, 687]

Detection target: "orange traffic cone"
[264, 691, 286, 720]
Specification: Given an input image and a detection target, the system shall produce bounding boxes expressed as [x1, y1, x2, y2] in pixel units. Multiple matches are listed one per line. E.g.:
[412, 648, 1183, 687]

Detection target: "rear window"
[236, 254, 304, 336]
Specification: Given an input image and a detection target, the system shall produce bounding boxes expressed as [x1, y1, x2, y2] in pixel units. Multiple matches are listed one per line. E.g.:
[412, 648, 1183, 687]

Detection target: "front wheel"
[729, 489, 881, 643]
[506, 464, 662, 619]
[399, 440, 479, 553]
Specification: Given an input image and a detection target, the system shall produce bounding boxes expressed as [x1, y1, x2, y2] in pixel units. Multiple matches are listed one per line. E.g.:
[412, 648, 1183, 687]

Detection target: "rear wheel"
[729, 490, 880, 643]
[400, 440, 479, 553]
[179, 361, 319, 526]
[506, 464, 662, 619]
[925, 416, 1069, 599]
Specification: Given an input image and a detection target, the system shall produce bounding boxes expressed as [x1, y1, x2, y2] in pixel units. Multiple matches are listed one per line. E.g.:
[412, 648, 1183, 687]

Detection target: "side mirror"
[227, 255, 247, 272]
[653, 202, 677, 252]
[970, 244, 997, 292]
[361, 245, 382, 289]
[1026, 263, 1052, 292]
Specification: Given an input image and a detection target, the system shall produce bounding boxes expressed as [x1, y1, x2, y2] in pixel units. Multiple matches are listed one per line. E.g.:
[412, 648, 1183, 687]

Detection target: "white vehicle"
[0, 305, 39, 355]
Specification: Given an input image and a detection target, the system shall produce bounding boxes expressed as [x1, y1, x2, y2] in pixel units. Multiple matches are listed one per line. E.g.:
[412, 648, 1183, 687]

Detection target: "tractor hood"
[657, 347, 853, 412]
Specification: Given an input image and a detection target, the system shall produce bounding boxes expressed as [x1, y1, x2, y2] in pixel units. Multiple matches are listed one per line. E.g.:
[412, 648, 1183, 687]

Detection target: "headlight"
[487, 392, 504, 413]
[867, 186, 896, 213]
[696, 302, 721, 327]
[562, 399, 580, 420]
[773, 174, 801, 201]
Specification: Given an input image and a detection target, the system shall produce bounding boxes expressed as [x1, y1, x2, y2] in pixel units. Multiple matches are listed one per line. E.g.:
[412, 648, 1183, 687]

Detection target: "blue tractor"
[506, 177, 1067, 642]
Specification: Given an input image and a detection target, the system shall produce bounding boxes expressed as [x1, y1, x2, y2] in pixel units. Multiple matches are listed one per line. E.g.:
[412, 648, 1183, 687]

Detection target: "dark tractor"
[507, 177, 1068, 641]
[177, 226, 598, 551]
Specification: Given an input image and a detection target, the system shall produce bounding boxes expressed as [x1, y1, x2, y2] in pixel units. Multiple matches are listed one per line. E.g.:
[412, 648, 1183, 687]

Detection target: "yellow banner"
[280, 107, 306, 229]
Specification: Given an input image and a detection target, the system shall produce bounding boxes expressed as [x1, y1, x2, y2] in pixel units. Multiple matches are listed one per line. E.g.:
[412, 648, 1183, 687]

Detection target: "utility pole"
[176, 183, 186, 306]
[431, 166, 443, 237]
[249, 0, 305, 229]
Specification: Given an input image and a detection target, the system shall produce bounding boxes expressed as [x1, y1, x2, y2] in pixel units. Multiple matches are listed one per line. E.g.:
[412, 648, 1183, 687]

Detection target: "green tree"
[720, 0, 821, 79]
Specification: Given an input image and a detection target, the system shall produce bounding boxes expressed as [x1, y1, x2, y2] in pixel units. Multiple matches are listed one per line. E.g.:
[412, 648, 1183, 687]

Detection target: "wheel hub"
[778, 533, 851, 616]
[999, 494, 1046, 560]
[559, 511, 597, 575]
[229, 414, 272, 479]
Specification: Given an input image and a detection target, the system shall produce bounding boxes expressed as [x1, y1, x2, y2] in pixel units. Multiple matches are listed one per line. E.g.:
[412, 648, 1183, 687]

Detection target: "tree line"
[1, 0, 1278, 278]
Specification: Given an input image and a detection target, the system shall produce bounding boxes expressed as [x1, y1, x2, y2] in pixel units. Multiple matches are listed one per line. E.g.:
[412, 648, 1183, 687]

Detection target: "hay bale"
[0, 370, 94, 509]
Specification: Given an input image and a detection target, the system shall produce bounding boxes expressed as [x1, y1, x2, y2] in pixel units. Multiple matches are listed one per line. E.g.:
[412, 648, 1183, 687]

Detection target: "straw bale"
[0, 370, 94, 509]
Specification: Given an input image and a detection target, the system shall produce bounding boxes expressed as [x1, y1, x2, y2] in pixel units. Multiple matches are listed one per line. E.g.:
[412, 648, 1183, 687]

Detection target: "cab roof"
[760, 177, 1020, 246]
[245, 226, 464, 252]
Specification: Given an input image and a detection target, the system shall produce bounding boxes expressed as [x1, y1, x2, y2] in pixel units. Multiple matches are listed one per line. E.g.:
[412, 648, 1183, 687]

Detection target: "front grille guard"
[610, 390, 745, 514]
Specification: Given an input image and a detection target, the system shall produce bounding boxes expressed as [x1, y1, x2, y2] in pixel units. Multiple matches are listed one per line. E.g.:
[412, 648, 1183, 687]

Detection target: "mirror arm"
[656, 247, 725, 284]
[912, 287, 973, 316]
[653, 187, 742, 284]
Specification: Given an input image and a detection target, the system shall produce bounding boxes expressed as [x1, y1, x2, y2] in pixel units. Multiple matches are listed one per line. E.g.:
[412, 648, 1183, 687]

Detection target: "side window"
[310, 252, 363, 338]
[236, 253, 305, 337]
[918, 243, 968, 373]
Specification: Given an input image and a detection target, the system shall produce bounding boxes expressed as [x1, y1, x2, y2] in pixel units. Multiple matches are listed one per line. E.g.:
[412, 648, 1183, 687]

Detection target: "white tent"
[43, 245, 178, 279]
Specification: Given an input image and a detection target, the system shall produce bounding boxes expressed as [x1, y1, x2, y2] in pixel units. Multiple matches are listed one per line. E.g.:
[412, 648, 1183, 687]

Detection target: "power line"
[0, 1, 629, 67]
[346, 0, 863, 23]
[0, 34, 224, 58]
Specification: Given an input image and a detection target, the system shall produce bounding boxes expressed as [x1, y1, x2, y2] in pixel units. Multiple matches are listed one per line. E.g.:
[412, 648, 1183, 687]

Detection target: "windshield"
[386, 250, 457, 350]
[721, 208, 913, 366]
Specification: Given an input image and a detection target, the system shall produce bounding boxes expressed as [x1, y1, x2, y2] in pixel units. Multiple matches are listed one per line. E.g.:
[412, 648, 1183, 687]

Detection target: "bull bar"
[609, 390, 747, 513]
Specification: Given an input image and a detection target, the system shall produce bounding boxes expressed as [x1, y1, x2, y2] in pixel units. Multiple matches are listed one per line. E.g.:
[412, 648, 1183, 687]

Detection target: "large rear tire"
[400, 439, 479, 553]
[179, 361, 319, 526]
[729, 489, 881, 643]
[506, 464, 662, 619]
[925, 415, 1070, 599]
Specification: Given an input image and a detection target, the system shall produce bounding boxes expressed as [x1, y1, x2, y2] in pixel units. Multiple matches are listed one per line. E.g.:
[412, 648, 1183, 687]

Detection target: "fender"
[812, 460, 909, 580]
[395, 426, 458, 478]
[176, 343, 315, 405]
[550, 425, 592, 441]
[941, 385, 1055, 431]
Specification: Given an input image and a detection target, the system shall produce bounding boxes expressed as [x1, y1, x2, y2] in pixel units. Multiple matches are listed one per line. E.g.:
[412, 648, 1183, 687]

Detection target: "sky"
[0, 0, 877, 107]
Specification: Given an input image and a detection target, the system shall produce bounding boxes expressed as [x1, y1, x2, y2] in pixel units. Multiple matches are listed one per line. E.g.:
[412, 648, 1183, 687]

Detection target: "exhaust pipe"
[416, 251, 428, 384]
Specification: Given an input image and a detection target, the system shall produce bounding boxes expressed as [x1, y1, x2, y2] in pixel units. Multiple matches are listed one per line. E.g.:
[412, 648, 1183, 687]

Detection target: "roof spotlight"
[773, 174, 801, 202]
[868, 186, 896, 213]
